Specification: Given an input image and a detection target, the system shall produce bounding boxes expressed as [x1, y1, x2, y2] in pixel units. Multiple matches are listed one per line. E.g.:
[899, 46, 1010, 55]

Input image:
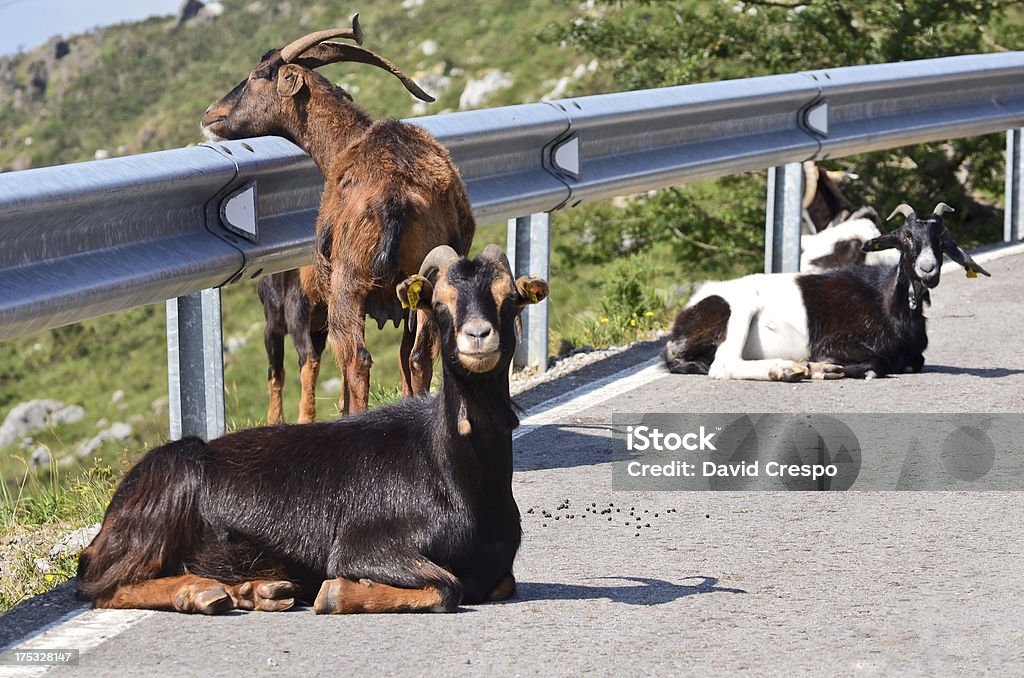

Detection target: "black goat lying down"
[76, 245, 549, 614]
[663, 203, 990, 381]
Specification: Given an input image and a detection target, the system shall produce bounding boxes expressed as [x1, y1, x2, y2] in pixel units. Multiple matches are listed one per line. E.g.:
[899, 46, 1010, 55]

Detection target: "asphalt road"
[3, 246, 1023, 676]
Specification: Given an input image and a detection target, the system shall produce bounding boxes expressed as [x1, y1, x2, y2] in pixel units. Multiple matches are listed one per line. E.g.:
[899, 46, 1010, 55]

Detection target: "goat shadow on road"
[498, 576, 747, 607]
[514, 424, 617, 473]
[924, 364, 1024, 379]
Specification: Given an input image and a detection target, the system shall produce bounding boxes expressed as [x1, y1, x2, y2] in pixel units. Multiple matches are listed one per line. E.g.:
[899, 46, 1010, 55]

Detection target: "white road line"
[514, 357, 665, 439]
[2, 608, 152, 676]
[965, 240, 1024, 264]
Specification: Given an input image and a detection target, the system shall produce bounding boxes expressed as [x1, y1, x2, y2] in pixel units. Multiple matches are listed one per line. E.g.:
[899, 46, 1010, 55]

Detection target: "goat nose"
[463, 321, 493, 340]
[919, 259, 935, 273]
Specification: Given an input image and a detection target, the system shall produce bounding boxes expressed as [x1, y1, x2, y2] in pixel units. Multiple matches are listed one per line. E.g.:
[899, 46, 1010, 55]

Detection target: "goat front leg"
[805, 361, 844, 380]
[97, 575, 296, 614]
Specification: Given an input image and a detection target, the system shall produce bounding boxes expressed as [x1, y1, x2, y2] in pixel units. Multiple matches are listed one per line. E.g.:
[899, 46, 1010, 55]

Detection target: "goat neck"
[438, 356, 519, 442]
[892, 249, 930, 313]
[287, 79, 373, 176]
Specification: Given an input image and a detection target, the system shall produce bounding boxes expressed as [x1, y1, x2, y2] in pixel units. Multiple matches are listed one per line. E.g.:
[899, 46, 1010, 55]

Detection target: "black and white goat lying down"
[663, 203, 990, 381]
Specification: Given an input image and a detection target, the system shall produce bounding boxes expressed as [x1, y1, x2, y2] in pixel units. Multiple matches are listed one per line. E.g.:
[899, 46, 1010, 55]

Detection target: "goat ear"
[276, 64, 306, 97]
[515, 276, 549, 306]
[862, 231, 902, 252]
[397, 274, 434, 311]
[944, 239, 991, 278]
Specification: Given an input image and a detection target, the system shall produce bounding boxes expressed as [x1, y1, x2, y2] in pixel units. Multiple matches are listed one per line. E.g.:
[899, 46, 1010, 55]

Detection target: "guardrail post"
[765, 163, 804, 273]
[507, 213, 550, 373]
[166, 289, 226, 441]
[1005, 129, 1024, 242]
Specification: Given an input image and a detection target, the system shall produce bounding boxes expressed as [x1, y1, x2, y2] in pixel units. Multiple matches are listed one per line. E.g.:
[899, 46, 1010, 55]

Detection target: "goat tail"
[76, 437, 209, 603]
[370, 193, 410, 282]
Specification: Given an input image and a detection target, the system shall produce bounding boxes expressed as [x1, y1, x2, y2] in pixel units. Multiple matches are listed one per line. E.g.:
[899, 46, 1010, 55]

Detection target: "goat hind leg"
[314, 557, 462, 614]
[408, 309, 437, 396]
[399, 321, 416, 398]
[263, 324, 287, 425]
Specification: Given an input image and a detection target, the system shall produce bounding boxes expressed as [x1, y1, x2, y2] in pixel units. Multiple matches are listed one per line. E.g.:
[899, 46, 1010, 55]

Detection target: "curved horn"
[932, 202, 955, 216]
[480, 244, 512, 275]
[418, 245, 460, 279]
[886, 203, 916, 222]
[279, 14, 363, 63]
[294, 43, 435, 102]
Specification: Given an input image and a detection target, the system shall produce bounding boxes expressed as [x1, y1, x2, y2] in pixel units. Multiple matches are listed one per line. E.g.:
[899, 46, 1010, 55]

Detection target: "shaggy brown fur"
[202, 19, 475, 418]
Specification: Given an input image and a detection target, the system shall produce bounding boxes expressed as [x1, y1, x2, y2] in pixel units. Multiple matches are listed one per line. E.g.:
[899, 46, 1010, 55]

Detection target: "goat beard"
[908, 279, 931, 311]
[201, 126, 226, 143]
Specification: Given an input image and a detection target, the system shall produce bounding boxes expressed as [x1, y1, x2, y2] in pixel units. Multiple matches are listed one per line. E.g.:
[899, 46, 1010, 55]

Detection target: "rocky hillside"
[0, 0, 599, 172]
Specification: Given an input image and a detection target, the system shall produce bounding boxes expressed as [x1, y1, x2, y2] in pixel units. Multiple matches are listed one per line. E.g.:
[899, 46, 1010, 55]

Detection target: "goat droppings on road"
[529, 500, 675, 533]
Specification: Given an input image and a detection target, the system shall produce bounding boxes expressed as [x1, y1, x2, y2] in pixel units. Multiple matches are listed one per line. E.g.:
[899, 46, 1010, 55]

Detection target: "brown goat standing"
[201, 15, 475, 419]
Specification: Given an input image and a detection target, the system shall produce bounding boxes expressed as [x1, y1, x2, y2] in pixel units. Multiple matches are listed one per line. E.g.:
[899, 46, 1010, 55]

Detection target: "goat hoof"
[313, 579, 344, 614]
[769, 363, 808, 382]
[808, 362, 844, 380]
[234, 580, 296, 612]
[177, 583, 234, 615]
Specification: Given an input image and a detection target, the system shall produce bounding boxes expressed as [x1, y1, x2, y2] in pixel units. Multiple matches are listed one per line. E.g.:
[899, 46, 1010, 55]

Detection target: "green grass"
[1, 459, 117, 611]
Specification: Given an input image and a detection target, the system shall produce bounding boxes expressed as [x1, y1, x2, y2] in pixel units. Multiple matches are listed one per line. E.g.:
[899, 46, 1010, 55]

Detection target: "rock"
[27, 60, 47, 99]
[322, 378, 343, 395]
[203, 2, 225, 18]
[49, 524, 101, 559]
[410, 69, 451, 115]
[34, 557, 52, 574]
[177, 0, 222, 24]
[94, 149, 110, 160]
[0, 400, 85, 448]
[110, 389, 124, 403]
[52, 38, 70, 60]
[225, 336, 247, 354]
[420, 40, 438, 56]
[176, 0, 205, 25]
[459, 70, 513, 110]
[108, 422, 132, 440]
[152, 395, 169, 415]
[75, 422, 132, 458]
[30, 446, 51, 469]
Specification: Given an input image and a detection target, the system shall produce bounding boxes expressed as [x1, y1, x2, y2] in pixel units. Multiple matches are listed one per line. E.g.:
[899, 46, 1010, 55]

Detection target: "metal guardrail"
[3, 52, 1024, 438]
